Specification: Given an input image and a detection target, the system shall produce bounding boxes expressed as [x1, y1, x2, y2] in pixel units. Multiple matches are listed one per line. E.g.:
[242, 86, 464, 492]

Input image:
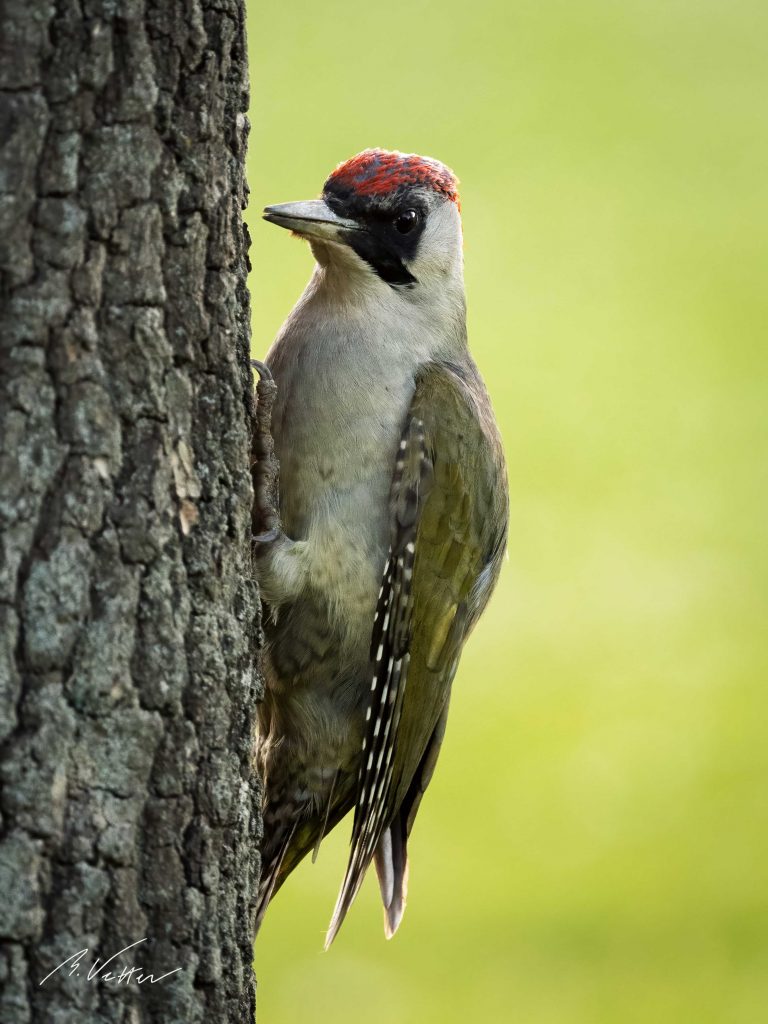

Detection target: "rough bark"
[0, 0, 261, 1021]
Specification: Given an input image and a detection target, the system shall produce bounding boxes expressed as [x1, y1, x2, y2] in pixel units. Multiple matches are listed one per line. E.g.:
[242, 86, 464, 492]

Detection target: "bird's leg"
[251, 360, 310, 605]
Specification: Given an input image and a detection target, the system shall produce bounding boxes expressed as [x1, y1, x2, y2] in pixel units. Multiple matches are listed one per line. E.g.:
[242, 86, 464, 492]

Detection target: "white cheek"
[411, 202, 463, 285]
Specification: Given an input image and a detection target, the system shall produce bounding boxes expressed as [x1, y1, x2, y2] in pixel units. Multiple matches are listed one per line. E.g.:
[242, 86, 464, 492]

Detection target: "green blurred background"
[245, 1, 768, 1020]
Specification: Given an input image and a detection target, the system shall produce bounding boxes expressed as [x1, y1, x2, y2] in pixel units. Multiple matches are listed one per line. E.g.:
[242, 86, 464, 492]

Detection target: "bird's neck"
[303, 259, 467, 363]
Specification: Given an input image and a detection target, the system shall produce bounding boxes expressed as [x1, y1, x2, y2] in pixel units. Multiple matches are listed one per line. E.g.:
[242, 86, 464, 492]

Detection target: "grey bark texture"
[0, 0, 262, 1021]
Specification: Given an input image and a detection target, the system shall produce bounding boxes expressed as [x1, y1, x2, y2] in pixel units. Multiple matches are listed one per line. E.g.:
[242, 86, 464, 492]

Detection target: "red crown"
[326, 149, 460, 206]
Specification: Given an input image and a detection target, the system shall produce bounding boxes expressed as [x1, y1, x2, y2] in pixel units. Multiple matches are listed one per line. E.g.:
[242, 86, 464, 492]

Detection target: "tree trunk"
[0, 0, 261, 1021]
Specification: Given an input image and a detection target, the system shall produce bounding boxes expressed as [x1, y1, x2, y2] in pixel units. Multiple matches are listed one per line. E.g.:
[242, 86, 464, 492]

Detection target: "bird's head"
[263, 149, 463, 296]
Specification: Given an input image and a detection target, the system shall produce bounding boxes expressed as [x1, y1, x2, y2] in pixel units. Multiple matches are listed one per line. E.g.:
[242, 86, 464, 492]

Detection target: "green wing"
[326, 359, 508, 946]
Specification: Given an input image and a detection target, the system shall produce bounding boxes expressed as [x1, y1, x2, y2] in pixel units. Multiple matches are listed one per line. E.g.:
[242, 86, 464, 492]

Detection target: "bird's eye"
[394, 209, 419, 234]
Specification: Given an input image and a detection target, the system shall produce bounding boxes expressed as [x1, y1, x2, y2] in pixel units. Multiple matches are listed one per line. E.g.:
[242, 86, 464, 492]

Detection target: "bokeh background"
[244, 2, 768, 1021]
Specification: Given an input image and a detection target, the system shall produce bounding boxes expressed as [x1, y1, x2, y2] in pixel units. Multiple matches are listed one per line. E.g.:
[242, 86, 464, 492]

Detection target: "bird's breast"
[269, 326, 417, 547]
[265, 314, 421, 661]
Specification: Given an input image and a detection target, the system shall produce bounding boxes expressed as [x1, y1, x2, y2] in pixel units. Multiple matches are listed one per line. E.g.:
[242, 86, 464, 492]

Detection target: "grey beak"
[263, 199, 359, 241]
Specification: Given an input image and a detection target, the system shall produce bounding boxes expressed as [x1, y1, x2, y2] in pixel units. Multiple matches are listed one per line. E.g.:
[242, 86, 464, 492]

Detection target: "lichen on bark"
[0, 0, 262, 1021]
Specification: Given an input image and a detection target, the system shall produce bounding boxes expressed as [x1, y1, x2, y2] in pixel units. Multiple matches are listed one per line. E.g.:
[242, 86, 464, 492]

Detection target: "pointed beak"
[262, 199, 359, 242]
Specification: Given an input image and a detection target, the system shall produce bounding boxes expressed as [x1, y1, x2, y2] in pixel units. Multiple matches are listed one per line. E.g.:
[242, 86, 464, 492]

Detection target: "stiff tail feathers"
[254, 819, 296, 935]
[374, 820, 409, 939]
[324, 817, 409, 949]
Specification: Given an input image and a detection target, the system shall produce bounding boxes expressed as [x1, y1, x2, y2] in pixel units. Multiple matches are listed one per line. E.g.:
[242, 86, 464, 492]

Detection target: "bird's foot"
[251, 361, 309, 604]
[251, 359, 283, 545]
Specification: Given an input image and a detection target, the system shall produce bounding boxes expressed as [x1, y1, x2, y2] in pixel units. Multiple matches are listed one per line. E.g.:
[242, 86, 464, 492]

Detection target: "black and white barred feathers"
[326, 417, 433, 945]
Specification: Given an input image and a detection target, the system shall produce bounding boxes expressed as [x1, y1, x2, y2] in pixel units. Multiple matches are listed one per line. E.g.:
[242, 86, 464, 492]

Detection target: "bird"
[252, 148, 508, 948]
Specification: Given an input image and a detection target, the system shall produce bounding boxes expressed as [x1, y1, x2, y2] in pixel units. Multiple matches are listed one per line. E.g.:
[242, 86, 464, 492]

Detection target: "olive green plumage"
[326, 358, 508, 943]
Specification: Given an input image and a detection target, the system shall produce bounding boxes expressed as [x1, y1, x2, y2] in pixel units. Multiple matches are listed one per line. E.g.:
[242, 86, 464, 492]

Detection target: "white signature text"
[39, 938, 182, 986]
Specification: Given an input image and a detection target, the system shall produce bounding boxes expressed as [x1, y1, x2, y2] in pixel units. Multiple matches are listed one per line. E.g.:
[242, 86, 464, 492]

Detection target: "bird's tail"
[324, 814, 409, 948]
[254, 819, 296, 935]
[374, 820, 409, 939]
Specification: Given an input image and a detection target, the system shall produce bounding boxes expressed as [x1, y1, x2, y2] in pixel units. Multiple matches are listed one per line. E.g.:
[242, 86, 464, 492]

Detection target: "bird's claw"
[250, 358, 273, 381]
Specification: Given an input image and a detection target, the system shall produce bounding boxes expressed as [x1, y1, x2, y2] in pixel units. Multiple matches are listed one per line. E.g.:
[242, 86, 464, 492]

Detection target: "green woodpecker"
[252, 149, 508, 947]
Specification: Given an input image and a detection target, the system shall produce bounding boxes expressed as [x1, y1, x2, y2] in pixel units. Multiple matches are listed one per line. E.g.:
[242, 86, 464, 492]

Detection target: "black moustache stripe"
[342, 231, 417, 287]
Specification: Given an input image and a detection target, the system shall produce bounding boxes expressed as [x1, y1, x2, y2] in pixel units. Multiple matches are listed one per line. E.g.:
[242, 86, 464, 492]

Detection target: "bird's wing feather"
[326, 359, 508, 946]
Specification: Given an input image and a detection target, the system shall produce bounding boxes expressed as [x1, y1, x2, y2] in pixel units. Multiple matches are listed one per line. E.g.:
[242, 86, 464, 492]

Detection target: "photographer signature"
[39, 938, 182, 986]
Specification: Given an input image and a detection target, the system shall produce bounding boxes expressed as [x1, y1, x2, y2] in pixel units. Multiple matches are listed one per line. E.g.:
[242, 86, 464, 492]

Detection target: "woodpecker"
[252, 149, 508, 947]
